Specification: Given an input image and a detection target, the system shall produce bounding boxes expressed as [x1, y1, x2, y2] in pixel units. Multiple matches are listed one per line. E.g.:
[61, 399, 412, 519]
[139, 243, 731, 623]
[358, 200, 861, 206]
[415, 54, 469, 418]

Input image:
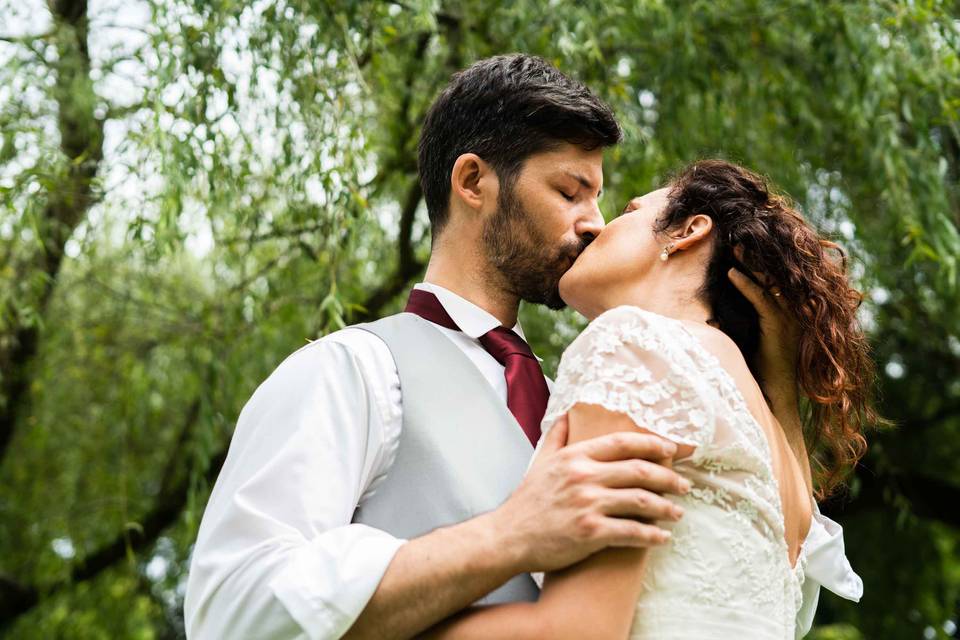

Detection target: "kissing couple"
[184, 54, 870, 640]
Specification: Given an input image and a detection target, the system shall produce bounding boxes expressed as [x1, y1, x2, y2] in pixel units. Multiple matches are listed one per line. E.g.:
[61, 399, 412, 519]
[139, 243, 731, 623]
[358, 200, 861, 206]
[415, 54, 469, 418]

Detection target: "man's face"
[481, 143, 606, 309]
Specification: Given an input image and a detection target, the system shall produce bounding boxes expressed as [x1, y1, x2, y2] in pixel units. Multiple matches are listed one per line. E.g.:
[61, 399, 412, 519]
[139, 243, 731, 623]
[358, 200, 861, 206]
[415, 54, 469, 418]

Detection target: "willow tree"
[0, 1, 958, 638]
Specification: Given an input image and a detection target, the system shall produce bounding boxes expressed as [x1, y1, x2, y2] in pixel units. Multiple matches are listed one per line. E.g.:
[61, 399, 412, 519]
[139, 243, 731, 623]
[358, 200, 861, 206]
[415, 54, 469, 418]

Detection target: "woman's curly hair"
[656, 159, 880, 498]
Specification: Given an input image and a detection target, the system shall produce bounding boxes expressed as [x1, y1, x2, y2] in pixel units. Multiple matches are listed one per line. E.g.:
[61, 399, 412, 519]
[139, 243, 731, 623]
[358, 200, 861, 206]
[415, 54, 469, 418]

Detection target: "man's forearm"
[767, 382, 806, 451]
[769, 390, 800, 429]
[343, 510, 521, 640]
[764, 380, 802, 428]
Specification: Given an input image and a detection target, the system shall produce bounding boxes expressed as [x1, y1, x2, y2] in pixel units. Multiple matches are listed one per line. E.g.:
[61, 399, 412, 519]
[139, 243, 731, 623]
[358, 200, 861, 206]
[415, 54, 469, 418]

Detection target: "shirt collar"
[412, 283, 540, 361]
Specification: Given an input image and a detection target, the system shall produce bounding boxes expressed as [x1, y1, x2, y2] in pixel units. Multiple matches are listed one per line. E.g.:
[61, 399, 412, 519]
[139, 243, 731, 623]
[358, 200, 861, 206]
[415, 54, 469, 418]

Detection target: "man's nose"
[576, 203, 605, 243]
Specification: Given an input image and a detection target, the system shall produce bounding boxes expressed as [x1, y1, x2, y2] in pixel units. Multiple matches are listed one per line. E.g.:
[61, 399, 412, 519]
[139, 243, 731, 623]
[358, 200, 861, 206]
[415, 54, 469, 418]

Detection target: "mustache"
[560, 237, 593, 263]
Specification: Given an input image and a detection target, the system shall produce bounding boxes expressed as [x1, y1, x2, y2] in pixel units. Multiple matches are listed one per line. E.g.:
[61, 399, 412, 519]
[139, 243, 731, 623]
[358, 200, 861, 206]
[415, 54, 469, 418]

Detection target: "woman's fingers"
[729, 267, 766, 307]
[728, 267, 788, 318]
[728, 247, 792, 315]
[731, 245, 771, 285]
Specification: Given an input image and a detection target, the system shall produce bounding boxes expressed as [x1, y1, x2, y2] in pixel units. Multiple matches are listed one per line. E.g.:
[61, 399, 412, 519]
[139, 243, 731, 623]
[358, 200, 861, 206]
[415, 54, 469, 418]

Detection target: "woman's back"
[681, 320, 814, 569]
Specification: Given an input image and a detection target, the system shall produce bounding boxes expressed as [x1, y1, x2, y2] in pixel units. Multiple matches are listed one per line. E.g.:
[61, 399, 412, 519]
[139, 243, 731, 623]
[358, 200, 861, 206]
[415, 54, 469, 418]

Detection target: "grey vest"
[351, 312, 540, 604]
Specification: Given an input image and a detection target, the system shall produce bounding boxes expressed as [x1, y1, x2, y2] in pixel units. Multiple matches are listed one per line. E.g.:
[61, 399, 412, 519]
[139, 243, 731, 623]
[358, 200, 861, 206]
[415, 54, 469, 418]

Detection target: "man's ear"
[673, 214, 713, 251]
[450, 153, 496, 213]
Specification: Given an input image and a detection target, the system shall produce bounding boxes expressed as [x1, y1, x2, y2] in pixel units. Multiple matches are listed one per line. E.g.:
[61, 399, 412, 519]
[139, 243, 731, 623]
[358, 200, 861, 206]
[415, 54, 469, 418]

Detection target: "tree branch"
[354, 179, 424, 322]
[0, 32, 54, 45]
[0, 0, 104, 465]
[351, 15, 466, 324]
[219, 220, 330, 246]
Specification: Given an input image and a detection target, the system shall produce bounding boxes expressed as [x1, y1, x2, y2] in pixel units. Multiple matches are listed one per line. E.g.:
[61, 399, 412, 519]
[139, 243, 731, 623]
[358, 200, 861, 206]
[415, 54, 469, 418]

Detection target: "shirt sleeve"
[794, 504, 863, 638]
[184, 333, 405, 640]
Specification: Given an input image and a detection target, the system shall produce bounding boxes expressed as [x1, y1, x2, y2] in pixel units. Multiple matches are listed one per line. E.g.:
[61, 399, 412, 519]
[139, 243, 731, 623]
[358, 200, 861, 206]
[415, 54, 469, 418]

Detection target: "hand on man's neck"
[423, 242, 521, 329]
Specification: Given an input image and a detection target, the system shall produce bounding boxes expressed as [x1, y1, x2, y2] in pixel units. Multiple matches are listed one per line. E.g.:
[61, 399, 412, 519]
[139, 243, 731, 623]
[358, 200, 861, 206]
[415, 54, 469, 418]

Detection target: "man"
[184, 54, 799, 639]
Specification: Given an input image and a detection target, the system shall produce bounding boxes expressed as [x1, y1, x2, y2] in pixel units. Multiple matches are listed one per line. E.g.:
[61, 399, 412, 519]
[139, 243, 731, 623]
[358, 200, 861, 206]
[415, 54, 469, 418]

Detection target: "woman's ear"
[450, 153, 496, 213]
[673, 214, 713, 251]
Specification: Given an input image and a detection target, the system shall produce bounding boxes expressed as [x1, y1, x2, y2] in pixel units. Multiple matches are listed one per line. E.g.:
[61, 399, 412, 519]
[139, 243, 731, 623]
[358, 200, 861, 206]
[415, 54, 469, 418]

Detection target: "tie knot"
[479, 326, 535, 365]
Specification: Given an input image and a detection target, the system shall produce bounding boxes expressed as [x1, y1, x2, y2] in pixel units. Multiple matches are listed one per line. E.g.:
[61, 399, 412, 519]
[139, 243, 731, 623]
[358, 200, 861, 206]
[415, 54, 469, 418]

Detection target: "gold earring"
[659, 242, 675, 262]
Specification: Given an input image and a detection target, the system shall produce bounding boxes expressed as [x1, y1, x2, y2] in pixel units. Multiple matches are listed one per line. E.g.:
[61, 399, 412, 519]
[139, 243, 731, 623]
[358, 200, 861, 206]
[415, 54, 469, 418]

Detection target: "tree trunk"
[0, 0, 103, 464]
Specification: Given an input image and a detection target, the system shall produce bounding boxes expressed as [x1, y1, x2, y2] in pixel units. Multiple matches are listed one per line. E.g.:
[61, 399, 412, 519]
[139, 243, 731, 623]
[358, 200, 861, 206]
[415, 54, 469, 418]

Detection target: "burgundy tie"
[404, 289, 549, 447]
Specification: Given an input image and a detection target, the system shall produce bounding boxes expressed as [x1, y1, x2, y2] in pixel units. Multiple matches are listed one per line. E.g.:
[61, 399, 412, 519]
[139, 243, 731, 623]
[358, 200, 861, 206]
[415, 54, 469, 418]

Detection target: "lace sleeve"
[542, 306, 717, 451]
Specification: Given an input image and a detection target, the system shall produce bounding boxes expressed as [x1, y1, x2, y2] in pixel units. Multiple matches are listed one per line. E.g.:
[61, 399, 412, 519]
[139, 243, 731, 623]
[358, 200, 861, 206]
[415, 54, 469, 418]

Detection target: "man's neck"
[423, 250, 520, 328]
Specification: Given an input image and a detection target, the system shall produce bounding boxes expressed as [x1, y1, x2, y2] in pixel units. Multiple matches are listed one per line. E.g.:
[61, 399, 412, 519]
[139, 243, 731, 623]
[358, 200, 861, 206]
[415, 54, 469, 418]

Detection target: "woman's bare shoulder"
[680, 321, 765, 403]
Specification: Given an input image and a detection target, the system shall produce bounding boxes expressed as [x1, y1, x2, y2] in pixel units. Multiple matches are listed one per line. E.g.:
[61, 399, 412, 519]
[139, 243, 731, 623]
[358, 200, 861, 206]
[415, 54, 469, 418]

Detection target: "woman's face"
[558, 187, 672, 319]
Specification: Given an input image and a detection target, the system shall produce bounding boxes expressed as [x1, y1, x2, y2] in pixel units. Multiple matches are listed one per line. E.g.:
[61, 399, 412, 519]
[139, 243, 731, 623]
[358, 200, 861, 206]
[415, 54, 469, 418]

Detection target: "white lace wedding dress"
[531, 306, 863, 639]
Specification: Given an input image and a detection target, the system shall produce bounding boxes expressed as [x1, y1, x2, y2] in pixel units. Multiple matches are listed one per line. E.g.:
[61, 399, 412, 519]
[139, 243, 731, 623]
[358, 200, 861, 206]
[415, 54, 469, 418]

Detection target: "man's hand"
[489, 415, 691, 576]
[346, 416, 690, 640]
[727, 263, 801, 411]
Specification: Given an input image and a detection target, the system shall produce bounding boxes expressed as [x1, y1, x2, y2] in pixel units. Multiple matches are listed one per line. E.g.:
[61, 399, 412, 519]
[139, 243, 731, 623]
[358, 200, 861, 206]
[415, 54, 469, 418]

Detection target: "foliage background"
[1, 0, 959, 638]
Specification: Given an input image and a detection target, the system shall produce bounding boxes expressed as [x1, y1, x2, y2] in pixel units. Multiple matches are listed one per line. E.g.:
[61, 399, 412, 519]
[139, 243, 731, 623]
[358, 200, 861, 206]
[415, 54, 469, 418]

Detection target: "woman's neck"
[601, 276, 713, 326]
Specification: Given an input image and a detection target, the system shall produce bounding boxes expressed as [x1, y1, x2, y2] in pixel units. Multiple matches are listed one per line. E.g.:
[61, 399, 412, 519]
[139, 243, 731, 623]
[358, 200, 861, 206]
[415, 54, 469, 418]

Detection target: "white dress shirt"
[183, 282, 541, 640]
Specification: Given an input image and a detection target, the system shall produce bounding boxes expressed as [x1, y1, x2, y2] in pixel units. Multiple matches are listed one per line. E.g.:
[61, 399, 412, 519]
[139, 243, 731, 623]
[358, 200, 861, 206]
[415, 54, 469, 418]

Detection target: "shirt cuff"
[268, 524, 407, 640]
[795, 507, 863, 638]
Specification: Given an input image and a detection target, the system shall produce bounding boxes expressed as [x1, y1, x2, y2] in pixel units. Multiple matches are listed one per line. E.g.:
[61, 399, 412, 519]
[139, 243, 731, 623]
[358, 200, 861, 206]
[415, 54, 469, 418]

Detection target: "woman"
[426, 160, 872, 639]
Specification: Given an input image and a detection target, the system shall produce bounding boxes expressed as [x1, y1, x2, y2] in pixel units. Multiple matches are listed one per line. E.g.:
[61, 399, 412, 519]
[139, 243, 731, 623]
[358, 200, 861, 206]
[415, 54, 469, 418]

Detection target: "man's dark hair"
[417, 54, 623, 237]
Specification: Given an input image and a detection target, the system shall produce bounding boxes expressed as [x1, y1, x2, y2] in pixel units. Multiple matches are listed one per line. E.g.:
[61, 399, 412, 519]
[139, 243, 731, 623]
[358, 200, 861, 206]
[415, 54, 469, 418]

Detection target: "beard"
[481, 182, 589, 310]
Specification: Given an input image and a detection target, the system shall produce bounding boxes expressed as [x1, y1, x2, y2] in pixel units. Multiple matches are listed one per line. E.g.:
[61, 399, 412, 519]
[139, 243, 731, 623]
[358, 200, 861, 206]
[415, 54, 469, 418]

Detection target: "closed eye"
[560, 191, 575, 201]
